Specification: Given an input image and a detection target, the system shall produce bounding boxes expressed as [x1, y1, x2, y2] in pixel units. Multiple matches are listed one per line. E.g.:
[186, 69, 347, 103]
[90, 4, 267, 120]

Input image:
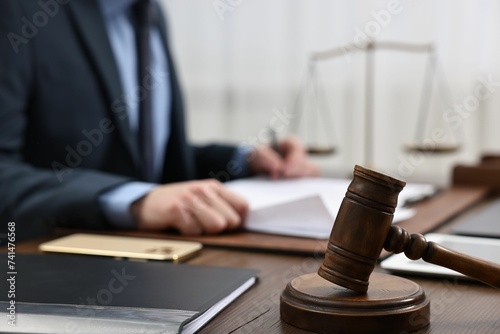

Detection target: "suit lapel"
[66, 0, 141, 172]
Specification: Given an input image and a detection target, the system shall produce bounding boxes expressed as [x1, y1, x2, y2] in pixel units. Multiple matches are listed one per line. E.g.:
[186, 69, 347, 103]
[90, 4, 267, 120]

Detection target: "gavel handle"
[384, 226, 500, 289]
[424, 242, 500, 288]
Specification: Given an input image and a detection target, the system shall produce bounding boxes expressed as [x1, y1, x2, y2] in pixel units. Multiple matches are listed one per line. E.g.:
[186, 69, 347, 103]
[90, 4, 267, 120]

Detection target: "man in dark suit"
[0, 0, 318, 242]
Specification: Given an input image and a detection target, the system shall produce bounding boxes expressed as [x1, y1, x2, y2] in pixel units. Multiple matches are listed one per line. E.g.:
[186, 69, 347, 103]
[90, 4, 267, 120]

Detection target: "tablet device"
[39, 233, 202, 261]
[451, 198, 500, 238]
[380, 233, 500, 279]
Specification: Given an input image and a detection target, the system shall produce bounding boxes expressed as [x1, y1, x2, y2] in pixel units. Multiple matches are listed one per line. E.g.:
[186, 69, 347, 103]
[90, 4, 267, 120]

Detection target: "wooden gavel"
[319, 165, 500, 293]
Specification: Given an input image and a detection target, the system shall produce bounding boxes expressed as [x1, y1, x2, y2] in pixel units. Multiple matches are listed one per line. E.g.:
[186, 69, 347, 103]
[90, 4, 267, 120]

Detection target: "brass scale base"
[281, 272, 430, 334]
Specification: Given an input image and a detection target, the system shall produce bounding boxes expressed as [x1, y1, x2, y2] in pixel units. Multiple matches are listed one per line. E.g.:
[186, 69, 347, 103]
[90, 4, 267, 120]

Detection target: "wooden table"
[14, 232, 500, 334]
[9, 185, 500, 333]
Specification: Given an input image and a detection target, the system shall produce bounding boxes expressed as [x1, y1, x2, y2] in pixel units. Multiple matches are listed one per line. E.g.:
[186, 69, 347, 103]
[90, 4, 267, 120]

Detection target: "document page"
[226, 177, 435, 239]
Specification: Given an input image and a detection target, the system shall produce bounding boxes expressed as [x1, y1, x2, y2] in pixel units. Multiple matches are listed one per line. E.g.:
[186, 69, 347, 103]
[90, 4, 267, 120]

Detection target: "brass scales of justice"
[289, 41, 462, 166]
[280, 165, 500, 334]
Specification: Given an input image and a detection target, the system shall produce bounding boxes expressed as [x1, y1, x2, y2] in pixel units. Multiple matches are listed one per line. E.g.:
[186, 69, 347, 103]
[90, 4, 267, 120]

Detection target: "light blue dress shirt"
[97, 0, 250, 228]
[98, 0, 170, 228]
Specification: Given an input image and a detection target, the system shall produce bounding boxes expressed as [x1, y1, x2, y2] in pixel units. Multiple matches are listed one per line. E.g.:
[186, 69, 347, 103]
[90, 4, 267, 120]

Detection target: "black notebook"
[0, 254, 258, 333]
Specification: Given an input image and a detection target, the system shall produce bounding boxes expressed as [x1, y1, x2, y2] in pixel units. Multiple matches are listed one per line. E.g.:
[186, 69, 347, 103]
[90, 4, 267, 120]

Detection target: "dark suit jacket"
[0, 0, 241, 241]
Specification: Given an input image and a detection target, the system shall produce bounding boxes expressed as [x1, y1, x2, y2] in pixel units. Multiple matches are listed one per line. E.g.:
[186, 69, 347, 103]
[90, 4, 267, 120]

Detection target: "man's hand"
[131, 180, 249, 235]
[248, 136, 320, 179]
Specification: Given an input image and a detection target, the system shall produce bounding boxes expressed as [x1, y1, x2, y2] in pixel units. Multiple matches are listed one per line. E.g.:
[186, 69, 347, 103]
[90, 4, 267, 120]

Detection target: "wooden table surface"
[5, 177, 500, 334]
[15, 233, 500, 334]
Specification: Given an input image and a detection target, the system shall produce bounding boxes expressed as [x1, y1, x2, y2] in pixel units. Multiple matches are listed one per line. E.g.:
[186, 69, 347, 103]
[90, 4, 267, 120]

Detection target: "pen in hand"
[255, 131, 319, 178]
[269, 128, 283, 157]
[268, 128, 286, 179]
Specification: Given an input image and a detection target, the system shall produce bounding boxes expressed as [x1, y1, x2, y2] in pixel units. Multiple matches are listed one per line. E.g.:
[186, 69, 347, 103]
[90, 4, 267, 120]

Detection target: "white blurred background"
[158, 0, 500, 185]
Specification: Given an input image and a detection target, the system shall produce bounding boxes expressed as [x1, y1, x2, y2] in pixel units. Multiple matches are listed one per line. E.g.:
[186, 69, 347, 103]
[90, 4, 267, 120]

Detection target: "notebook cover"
[0, 254, 258, 320]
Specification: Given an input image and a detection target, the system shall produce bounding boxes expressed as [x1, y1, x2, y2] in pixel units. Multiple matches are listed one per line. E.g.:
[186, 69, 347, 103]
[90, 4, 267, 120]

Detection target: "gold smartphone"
[39, 233, 202, 262]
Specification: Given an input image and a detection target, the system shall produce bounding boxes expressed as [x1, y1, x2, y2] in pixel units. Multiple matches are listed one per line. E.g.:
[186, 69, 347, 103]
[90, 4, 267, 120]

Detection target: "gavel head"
[318, 165, 406, 293]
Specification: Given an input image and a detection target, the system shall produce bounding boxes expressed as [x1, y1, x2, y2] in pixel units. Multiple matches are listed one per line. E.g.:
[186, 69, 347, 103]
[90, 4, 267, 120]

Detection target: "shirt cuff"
[231, 145, 253, 178]
[98, 182, 157, 228]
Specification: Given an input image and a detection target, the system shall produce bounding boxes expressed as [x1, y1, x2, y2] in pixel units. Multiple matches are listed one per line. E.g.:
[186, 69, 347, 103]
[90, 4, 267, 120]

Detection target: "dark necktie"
[135, 0, 155, 182]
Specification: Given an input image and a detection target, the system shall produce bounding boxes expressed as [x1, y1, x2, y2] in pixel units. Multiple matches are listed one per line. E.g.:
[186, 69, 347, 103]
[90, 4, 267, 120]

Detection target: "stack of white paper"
[226, 177, 436, 239]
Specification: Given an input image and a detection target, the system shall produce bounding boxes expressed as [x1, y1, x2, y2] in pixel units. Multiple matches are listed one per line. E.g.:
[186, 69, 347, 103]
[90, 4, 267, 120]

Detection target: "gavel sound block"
[280, 165, 500, 334]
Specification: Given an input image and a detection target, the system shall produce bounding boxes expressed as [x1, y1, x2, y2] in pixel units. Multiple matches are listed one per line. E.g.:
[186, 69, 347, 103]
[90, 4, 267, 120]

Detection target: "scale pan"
[307, 146, 336, 155]
[405, 142, 460, 154]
